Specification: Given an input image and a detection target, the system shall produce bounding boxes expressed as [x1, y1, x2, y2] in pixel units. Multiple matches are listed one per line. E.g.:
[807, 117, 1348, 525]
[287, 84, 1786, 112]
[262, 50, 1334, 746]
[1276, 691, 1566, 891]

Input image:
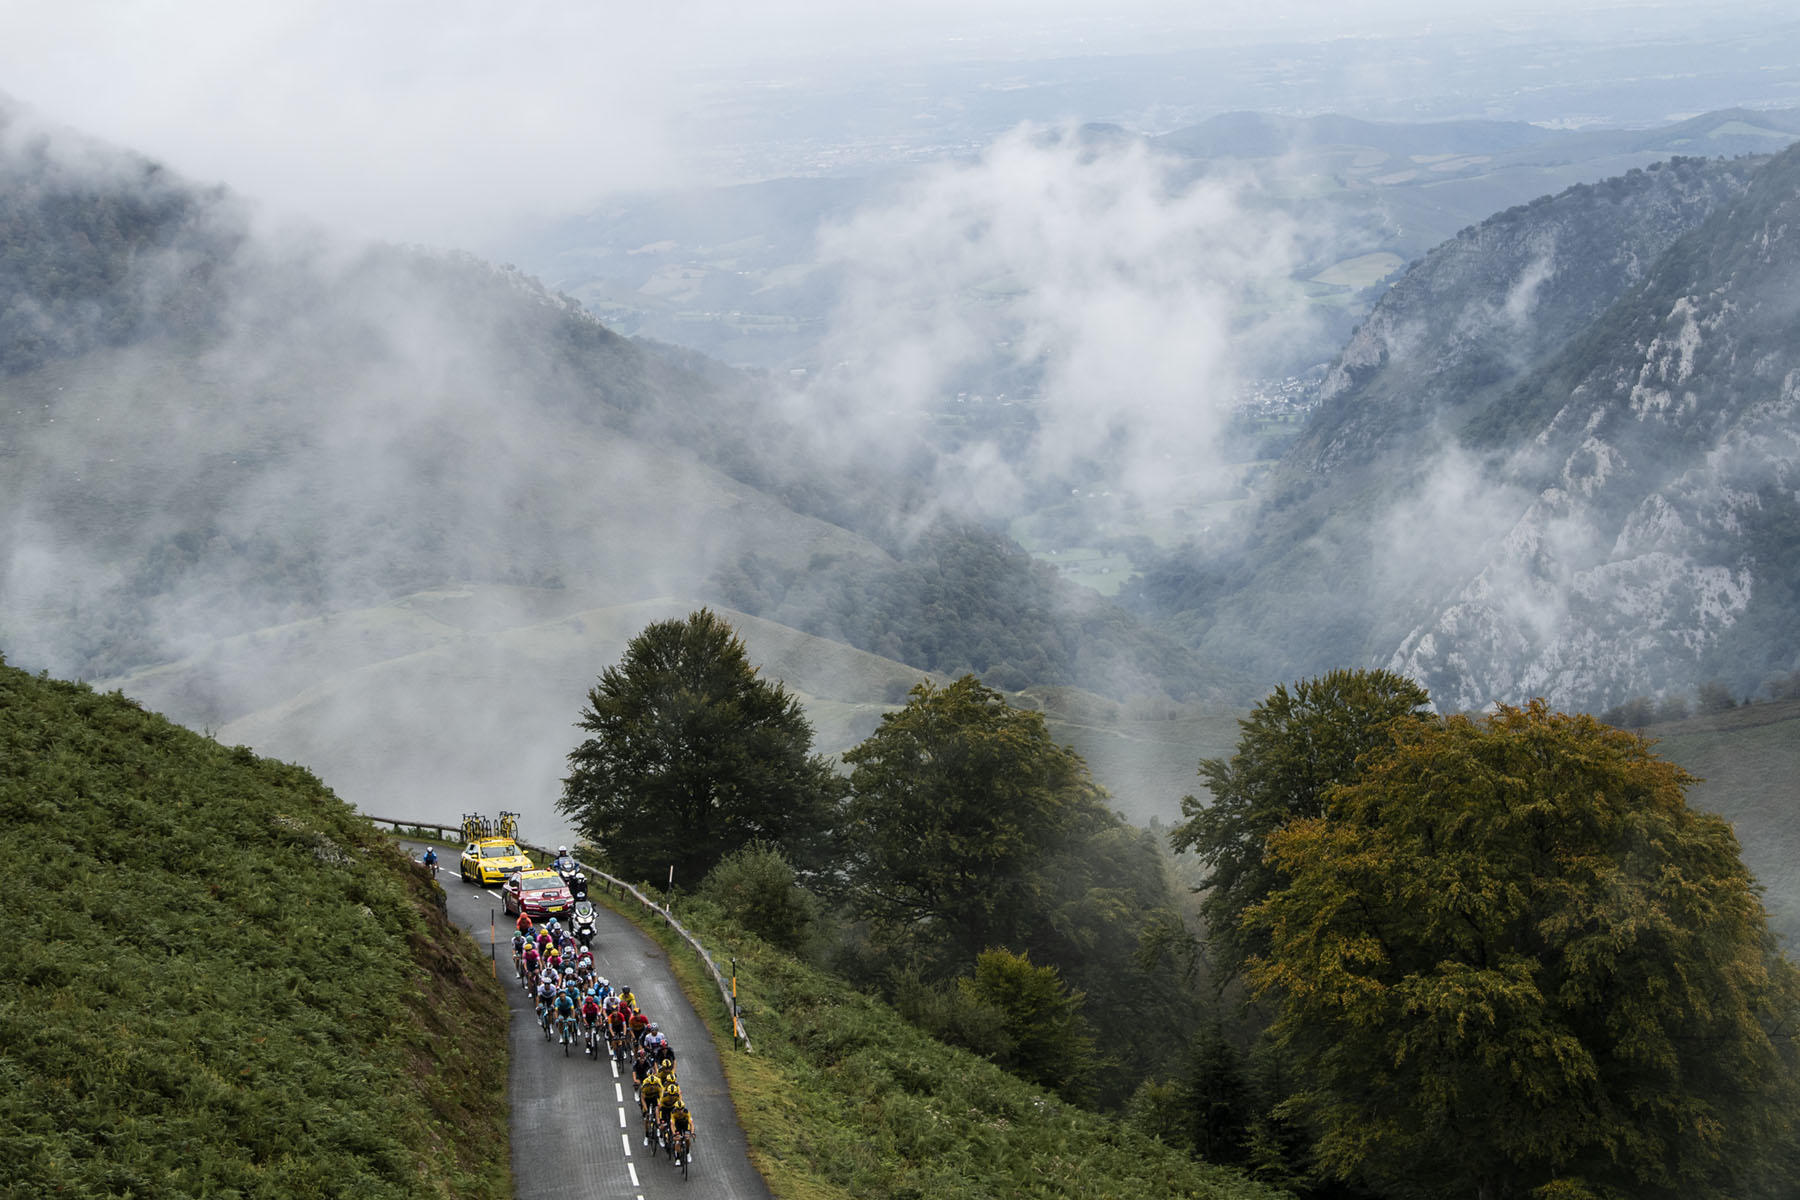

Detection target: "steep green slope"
[604, 885, 1290, 1200]
[0, 660, 508, 1197]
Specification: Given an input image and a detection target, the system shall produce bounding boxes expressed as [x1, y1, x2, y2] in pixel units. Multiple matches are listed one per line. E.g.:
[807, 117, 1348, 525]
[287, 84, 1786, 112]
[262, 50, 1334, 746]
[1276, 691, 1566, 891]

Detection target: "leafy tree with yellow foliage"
[1248, 701, 1800, 1200]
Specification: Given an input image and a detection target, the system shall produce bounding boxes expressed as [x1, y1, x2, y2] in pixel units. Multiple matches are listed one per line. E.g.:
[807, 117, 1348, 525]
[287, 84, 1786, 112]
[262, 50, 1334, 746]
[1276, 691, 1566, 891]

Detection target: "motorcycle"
[573, 900, 598, 949]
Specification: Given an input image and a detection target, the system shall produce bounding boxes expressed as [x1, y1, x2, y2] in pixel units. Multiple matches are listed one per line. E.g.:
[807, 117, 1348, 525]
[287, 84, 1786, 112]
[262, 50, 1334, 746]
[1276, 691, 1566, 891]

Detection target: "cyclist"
[553, 987, 578, 1044]
[669, 1099, 695, 1160]
[581, 992, 603, 1046]
[657, 1080, 681, 1145]
[628, 1005, 650, 1046]
[422, 846, 438, 875]
[617, 985, 638, 1012]
[638, 1072, 663, 1142]
[534, 977, 557, 1030]
[632, 1044, 653, 1090]
[511, 931, 528, 977]
[515, 911, 533, 936]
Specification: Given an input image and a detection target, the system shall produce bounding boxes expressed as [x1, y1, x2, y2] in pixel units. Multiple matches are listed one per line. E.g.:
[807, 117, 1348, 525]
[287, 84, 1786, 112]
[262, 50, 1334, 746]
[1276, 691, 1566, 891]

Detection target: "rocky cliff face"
[1141, 146, 1800, 709]
[1142, 154, 1772, 698]
[1393, 145, 1800, 709]
[1290, 155, 1761, 485]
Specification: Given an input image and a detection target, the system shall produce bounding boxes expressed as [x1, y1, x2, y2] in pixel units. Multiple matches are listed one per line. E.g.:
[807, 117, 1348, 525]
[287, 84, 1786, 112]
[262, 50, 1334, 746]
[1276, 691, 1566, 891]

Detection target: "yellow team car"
[460, 837, 533, 885]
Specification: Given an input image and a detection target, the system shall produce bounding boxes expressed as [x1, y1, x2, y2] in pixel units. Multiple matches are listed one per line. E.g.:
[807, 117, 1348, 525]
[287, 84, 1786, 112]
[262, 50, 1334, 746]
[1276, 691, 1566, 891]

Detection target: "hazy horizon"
[5, 0, 1797, 247]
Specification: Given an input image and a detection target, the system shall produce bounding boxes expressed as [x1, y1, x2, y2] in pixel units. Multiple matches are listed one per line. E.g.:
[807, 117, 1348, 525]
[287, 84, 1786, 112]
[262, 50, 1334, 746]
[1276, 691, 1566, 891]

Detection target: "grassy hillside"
[98, 590, 950, 842]
[99, 584, 1244, 840]
[0, 660, 509, 1198]
[598, 885, 1289, 1200]
[1643, 699, 1800, 946]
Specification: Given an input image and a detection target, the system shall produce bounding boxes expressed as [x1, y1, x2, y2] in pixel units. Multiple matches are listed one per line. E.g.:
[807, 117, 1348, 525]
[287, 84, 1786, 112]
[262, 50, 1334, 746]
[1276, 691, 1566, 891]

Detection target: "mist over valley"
[4, 5, 1799, 871]
[7, 6, 1800, 1196]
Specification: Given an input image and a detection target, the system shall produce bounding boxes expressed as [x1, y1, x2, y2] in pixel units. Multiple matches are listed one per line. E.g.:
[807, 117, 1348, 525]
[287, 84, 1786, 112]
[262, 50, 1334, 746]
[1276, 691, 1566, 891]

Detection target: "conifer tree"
[560, 609, 843, 884]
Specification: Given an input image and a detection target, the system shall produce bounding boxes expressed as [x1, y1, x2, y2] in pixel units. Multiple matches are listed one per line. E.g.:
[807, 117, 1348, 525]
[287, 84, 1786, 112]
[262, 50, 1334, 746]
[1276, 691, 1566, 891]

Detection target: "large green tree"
[1170, 668, 1432, 975]
[1248, 701, 1800, 1200]
[559, 609, 844, 885]
[840, 676, 1113, 969]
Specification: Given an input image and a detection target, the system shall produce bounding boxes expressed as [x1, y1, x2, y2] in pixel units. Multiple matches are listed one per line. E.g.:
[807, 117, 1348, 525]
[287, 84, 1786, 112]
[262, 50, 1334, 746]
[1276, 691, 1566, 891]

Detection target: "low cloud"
[806, 123, 1307, 521]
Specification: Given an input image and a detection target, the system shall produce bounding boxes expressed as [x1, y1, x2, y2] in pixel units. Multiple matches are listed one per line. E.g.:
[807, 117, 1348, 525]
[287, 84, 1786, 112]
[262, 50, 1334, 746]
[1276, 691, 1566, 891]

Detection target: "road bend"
[407, 844, 776, 1200]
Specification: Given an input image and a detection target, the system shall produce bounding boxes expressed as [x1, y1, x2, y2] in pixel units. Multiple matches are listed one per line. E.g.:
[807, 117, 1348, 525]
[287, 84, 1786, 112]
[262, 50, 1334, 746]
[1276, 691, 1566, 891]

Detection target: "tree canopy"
[1169, 667, 1432, 975]
[840, 675, 1115, 969]
[559, 609, 844, 885]
[1248, 700, 1800, 1200]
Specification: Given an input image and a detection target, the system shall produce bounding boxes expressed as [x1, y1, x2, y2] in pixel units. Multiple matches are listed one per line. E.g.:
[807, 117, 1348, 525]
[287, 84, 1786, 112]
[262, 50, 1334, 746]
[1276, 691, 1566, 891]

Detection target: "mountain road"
[409, 844, 775, 1200]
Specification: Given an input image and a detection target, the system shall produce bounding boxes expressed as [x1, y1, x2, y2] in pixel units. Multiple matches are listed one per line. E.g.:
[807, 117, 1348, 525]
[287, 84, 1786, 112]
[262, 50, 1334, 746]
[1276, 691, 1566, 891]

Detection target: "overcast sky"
[1, 0, 1787, 245]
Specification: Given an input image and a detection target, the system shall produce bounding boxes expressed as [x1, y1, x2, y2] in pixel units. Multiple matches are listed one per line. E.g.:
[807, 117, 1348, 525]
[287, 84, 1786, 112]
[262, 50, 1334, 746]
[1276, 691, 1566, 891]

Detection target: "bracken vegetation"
[0, 659, 510, 1198]
[595, 878, 1289, 1200]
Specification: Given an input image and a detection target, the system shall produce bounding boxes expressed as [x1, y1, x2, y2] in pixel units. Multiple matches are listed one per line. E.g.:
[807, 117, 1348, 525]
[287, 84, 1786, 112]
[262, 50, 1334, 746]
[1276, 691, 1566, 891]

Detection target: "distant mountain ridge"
[1139, 142, 1800, 711]
[1152, 111, 1559, 160]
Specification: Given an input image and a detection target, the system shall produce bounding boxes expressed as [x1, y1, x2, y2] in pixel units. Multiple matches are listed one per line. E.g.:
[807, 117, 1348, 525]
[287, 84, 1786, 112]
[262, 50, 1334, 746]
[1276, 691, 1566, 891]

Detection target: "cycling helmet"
[649, 1023, 659, 1033]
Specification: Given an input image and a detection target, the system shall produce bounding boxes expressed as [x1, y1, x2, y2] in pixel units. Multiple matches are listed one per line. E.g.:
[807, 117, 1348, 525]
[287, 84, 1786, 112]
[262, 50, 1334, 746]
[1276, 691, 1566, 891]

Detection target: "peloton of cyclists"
[510, 906, 698, 1168]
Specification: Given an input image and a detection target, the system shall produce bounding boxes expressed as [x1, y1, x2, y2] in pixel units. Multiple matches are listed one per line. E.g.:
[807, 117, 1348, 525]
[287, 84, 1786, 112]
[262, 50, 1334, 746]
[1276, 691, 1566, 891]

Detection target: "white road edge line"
[621, 1133, 632, 1158]
[618, 1107, 627, 1128]
[628, 1164, 640, 1187]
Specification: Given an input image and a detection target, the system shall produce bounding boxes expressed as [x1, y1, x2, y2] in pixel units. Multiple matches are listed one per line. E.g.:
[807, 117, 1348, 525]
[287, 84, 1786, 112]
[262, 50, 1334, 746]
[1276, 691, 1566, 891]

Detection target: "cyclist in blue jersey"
[553, 987, 579, 1049]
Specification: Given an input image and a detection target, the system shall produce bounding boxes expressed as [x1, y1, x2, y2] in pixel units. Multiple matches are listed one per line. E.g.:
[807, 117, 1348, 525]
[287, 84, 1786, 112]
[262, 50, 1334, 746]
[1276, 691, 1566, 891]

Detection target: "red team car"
[502, 869, 574, 921]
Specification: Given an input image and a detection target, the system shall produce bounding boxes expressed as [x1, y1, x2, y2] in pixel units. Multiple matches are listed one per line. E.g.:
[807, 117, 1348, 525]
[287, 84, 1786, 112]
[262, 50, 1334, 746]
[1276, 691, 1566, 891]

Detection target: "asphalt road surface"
[406, 845, 776, 1200]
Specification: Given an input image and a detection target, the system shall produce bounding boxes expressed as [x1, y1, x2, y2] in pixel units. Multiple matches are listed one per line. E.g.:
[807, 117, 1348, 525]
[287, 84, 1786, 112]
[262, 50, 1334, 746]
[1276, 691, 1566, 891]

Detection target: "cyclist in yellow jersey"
[639, 1073, 663, 1144]
[669, 1099, 695, 1161]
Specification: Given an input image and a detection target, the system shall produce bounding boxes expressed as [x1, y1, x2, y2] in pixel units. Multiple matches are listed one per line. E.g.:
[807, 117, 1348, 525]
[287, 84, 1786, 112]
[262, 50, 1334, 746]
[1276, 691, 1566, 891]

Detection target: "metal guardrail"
[372, 816, 751, 1053]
